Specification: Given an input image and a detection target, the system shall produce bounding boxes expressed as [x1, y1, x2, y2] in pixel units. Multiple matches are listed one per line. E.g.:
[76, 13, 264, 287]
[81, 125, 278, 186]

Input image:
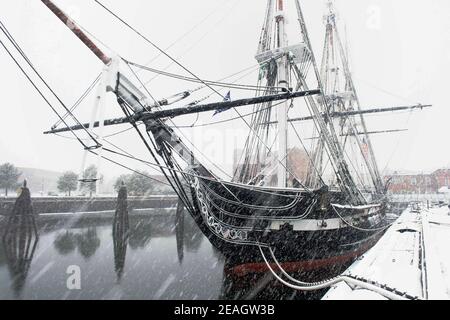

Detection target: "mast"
[41, 0, 111, 65]
[44, 89, 321, 134]
[41, 0, 115, 196]
[293, 0, 366, 204]
[276, 0, 289, 188]
[323, 1, 385, 194]
[263, 104, 432, 125]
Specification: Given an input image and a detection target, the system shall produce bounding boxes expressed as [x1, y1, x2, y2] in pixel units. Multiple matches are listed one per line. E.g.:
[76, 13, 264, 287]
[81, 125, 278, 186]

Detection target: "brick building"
[433, 169, 450, 190]
[233, 147, 309, 186]
[385, 168, 450, 194]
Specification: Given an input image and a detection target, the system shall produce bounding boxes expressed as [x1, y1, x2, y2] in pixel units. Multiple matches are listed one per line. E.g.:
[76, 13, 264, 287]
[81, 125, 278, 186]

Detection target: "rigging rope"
[133, 0, 230, 76]
[93, 0, 301, 188]
[52, 73, 102, 129]
[94, 0, 225, 100]
[126, 60, 283, 93]
[234, 104, 312, 191]
[141, 0, 240, 87]
[331, 205, 394, 232]
[0, 23, 100, 146]
[380, 110, 415, 176]
[126, 58, 235, 181]
[100, 146, 308, 199]
[0, 37, 92, 150]
[127, 53, 272, 190]
[85, 148, 171, 187]
[294, 0, 366, 205]
[171, 104, 276, 128]
[118, 99, 196, 213]
[257, 245, 418, 300]
[290, 112, 326, 187]
[0, 21, 33, 66]
[0, 21, 187, 191]
[0, 17, 236, 203]
[173, 63, 263, 119]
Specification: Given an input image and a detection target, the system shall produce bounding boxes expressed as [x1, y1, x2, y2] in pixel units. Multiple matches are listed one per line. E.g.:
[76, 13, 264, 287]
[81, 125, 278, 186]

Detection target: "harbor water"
[0, 209, 322, 300]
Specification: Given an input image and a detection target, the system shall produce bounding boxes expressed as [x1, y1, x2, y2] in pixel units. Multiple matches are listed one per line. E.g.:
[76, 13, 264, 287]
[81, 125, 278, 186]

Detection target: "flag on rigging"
[213, 91, 231, 116]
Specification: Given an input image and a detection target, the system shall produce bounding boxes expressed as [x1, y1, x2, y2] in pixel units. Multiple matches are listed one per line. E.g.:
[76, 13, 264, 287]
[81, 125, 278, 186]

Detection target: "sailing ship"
[0, 0, 430, 285]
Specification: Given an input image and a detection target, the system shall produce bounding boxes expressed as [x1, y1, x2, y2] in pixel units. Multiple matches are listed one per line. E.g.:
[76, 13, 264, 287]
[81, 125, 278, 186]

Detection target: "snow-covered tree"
[57, 171, 78, 196]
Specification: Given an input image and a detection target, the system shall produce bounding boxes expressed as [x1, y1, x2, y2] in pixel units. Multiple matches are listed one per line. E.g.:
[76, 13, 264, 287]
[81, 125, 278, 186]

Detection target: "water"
[0, 209, 322, 300]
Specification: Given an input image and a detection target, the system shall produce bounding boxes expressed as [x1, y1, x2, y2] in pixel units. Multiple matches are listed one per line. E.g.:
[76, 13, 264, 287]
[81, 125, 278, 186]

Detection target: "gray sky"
[0, 0, 449, 180]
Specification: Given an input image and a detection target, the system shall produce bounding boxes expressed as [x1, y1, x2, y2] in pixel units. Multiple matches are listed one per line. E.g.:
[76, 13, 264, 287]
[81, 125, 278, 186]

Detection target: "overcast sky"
[0, 0, 449, 180]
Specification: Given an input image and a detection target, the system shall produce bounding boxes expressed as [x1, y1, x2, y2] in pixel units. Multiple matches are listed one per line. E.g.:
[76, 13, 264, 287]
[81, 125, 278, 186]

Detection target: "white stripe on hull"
[269, 204, 383, 231]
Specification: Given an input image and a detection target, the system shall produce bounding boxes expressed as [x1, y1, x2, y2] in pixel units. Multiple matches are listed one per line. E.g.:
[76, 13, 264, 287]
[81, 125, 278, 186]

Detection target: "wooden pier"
[323, 204, 450, 300]
[0, 195, 178, 216]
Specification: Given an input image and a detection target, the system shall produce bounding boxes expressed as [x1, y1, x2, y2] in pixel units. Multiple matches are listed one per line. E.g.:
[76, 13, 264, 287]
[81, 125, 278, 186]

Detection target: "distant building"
[287, 147, 310, 185]
[18, 167, 61, 196]
[233, 147, 310, 186]
[384, 168, 450, 194]
[433, 169, 450, 190]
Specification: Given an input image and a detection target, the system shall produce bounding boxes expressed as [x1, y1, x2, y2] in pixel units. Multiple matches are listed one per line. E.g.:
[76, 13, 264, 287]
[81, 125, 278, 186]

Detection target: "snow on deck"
[322, 205, 450, 300]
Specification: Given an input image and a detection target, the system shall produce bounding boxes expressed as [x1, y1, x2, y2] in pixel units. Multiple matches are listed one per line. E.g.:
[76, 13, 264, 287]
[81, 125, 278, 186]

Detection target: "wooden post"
[175, 200, 185, 264]
[113, 181, 129, 281]
[3, 180, 38, 238]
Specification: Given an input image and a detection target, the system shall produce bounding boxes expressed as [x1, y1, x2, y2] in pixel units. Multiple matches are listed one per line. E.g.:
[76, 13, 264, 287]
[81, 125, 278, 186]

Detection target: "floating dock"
[323, 205, 450, 300]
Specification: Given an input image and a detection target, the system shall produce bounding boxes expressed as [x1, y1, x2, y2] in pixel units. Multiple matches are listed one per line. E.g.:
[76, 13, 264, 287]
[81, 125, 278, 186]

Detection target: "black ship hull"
[184, 171, 389, 279]
[218, 232, 384, 299]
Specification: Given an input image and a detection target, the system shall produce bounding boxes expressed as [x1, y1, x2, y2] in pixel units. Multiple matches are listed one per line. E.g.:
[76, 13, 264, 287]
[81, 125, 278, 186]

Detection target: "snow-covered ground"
[390, 194, 450, 203]
[438, 187, 450, 194]
[323, 205, 450, 300]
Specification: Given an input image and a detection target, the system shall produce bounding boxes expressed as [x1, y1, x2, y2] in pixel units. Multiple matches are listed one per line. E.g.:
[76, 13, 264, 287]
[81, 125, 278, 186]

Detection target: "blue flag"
[213, 91, 231, 116]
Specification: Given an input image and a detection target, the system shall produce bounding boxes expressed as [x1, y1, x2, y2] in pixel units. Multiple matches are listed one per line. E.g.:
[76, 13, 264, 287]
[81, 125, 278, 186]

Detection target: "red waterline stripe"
[226, 238, 379, 277]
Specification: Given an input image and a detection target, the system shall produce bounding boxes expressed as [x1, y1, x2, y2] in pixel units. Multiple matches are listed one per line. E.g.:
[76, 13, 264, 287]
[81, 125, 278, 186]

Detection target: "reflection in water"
[54, 231, 77, 255]
[77, 227, 101, 260]
[128, 221, 152, 249]
[1, 182, 39, 298]
[169, 204, 320, 299]
[112, 184, 130, 281]
[184, 219, 203, 253]
[53, 228, 101, 260]
[0, 203, 329, 299]
[2, 215, 39, 298]
[0, 241, 5, 267]
[175, 201, 184, 264]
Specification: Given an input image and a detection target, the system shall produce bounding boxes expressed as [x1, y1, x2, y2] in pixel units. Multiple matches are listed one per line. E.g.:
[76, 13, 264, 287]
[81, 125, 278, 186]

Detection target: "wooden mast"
[41, 0, 111, 65]
[276, 0, 289, 188]
[44, 89, 321, 134]
[41, 0, 114, 195]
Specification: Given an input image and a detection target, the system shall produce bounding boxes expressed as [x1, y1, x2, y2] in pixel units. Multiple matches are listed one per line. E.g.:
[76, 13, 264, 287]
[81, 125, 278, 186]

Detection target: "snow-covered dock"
[323, 205, 450, 300]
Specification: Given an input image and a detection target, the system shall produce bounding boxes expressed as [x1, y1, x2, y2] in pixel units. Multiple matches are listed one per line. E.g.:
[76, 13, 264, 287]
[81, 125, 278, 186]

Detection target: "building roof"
[384, 168, 450, 177]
